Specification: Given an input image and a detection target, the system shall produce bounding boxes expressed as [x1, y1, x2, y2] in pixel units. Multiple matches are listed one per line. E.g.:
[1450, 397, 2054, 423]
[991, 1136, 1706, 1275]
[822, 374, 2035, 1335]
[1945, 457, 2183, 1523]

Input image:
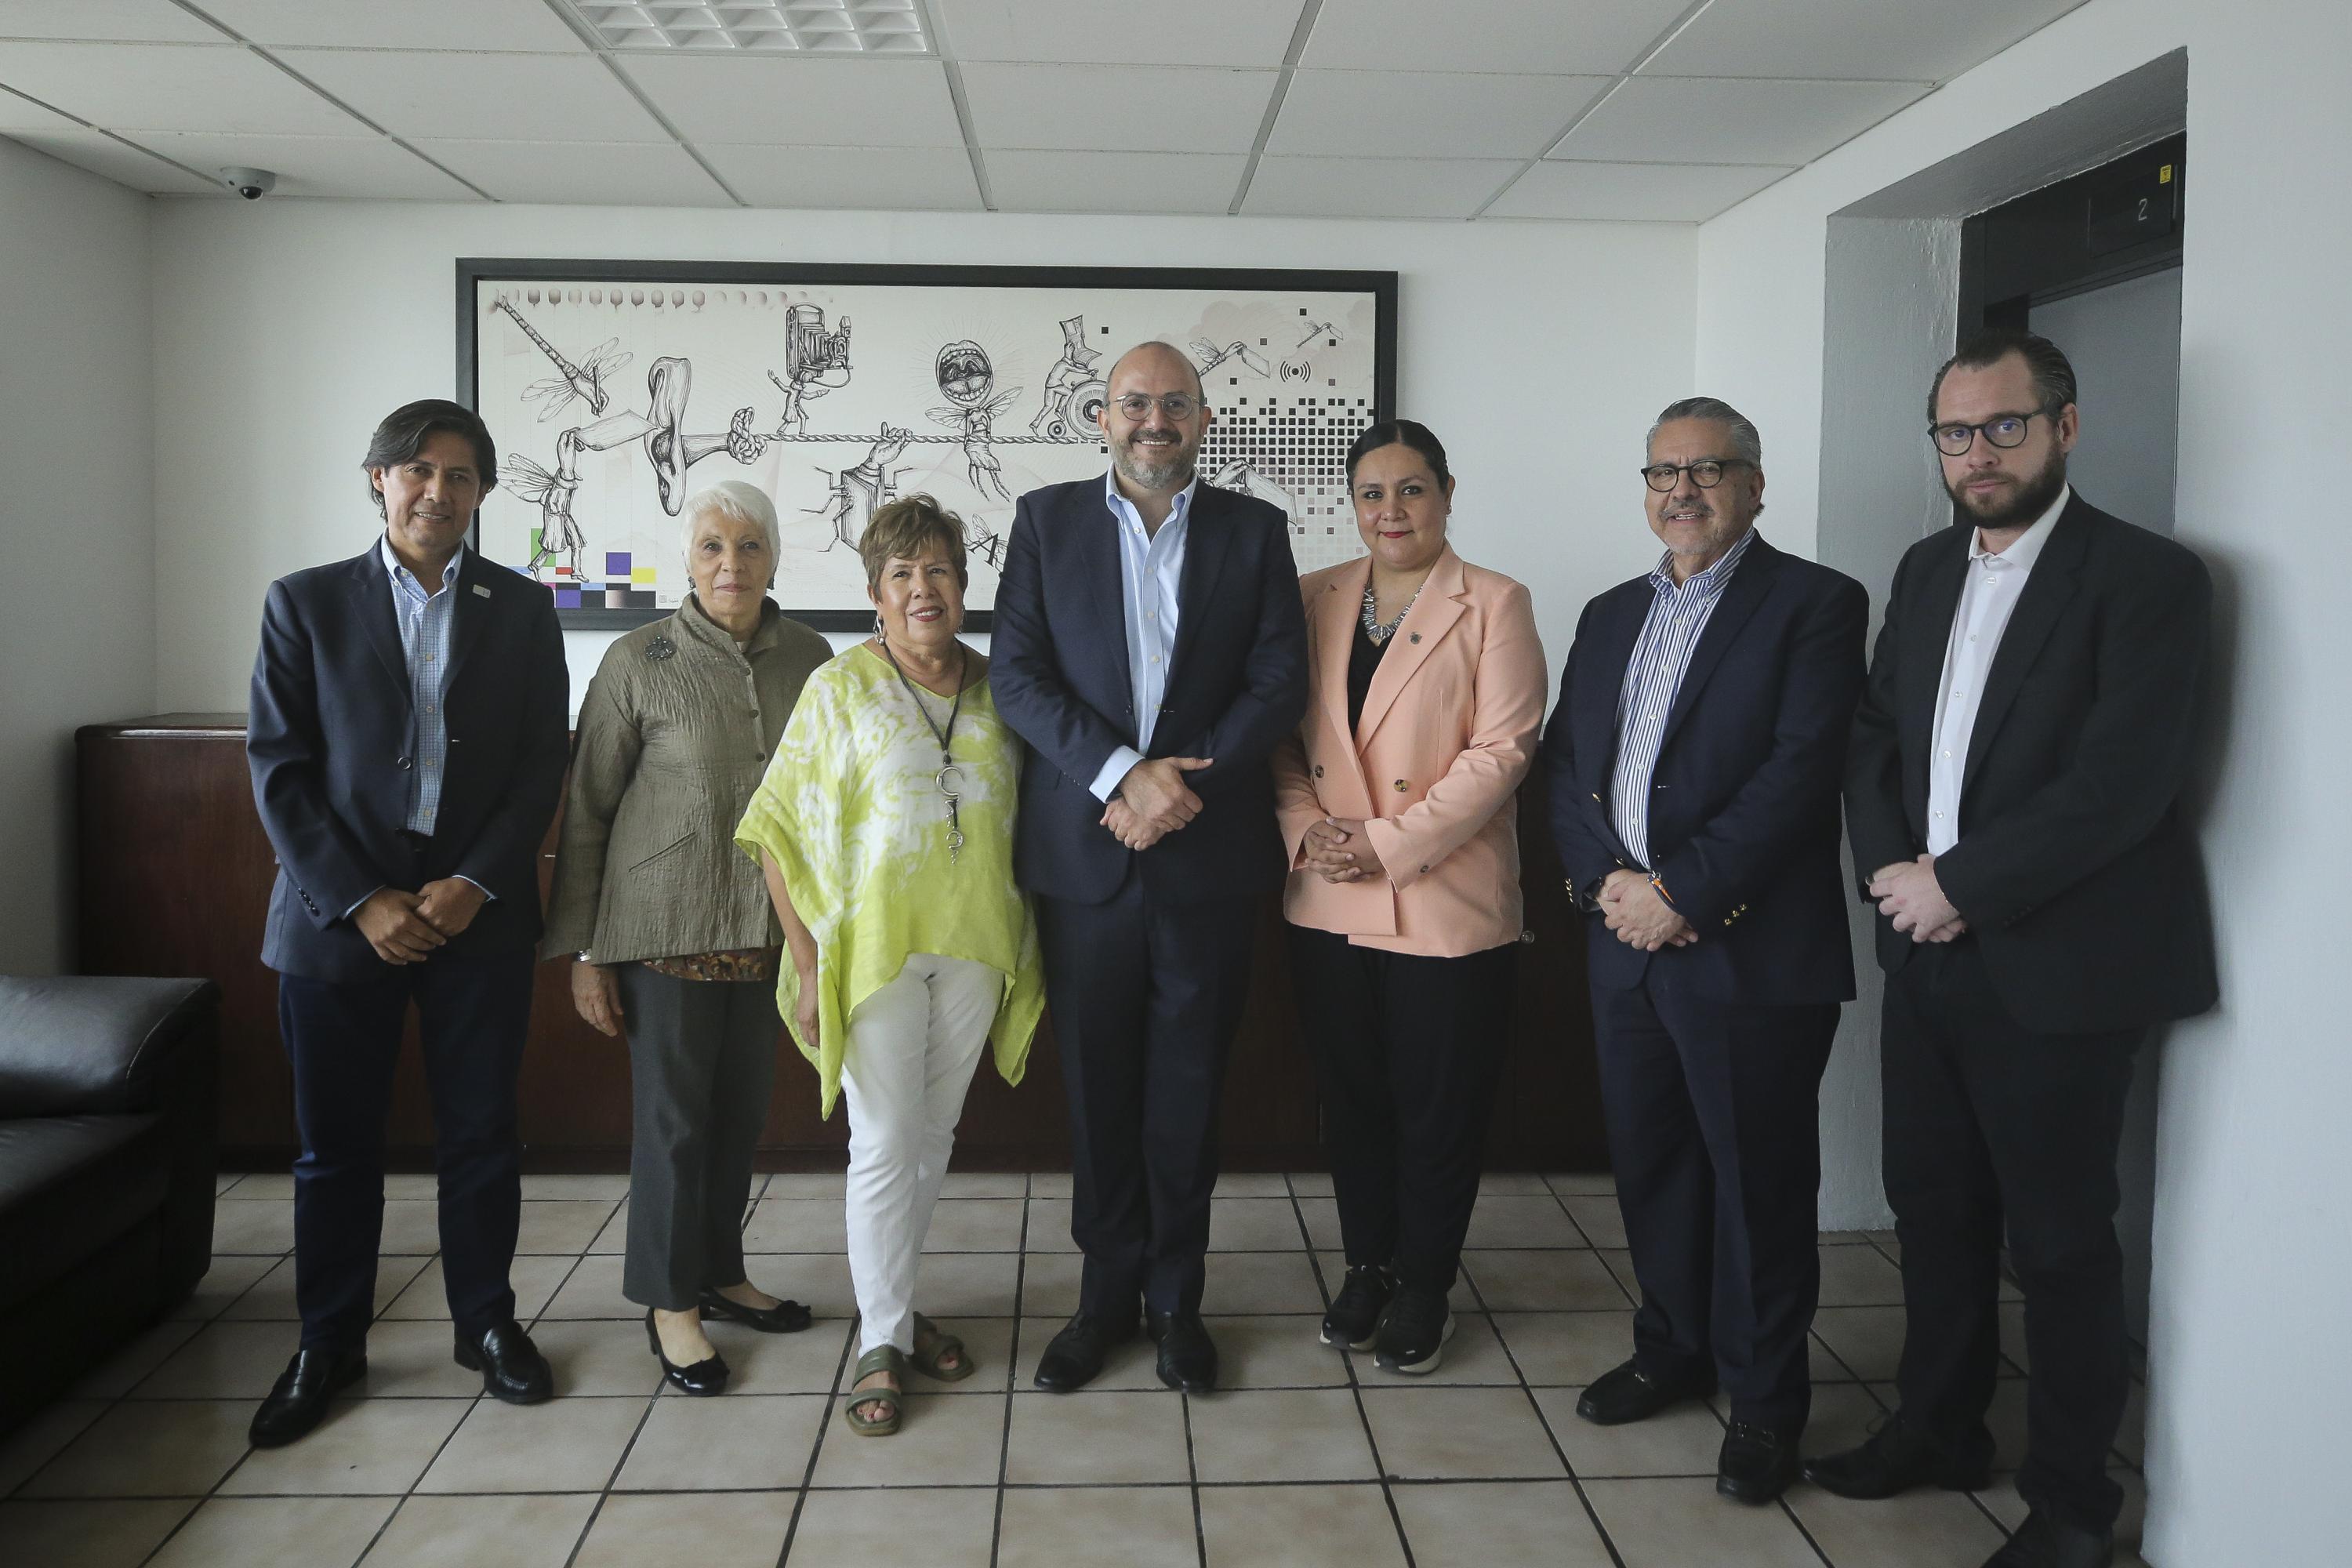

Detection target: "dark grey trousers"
[615, 964, 779, 1312]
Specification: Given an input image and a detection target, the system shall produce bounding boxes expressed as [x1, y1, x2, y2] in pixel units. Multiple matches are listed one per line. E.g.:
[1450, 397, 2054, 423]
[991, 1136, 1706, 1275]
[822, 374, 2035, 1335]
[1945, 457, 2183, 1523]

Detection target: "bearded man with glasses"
[1812, 329, 2216, 1568]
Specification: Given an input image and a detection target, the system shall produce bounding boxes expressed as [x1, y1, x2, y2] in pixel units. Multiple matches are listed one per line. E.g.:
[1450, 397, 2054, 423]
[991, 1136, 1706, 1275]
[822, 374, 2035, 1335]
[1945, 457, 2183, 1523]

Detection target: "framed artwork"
[458, 260, 1397, 630]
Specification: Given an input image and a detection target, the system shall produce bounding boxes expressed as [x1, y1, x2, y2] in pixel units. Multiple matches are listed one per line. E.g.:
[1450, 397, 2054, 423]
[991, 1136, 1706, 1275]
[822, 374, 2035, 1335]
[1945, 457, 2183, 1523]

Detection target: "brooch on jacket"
[644, 635, 677, 662]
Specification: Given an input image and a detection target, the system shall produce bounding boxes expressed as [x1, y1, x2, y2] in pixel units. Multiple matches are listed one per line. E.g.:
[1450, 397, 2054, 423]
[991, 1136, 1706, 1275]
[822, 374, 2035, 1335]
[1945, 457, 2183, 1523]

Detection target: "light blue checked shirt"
[379, 533, 460, 835]
[1609, 527, 1758, 869]
[1087, 468, 1198, 802]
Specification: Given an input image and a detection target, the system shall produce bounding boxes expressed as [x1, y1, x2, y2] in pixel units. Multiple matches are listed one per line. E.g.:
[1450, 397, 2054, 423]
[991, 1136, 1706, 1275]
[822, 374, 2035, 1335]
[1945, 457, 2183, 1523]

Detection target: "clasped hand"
[353, 877, 486, 965]
[1102, 755, 1212, 851]
[1301, 817, 1384, 883]
[1869, 853, 1967, 943]
[1599, 869, 1696, 952]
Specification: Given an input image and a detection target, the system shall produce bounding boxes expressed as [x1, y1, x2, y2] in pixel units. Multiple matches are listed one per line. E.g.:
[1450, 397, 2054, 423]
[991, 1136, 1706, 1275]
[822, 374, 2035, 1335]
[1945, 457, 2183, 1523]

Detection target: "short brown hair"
[858, 494, 967, 593]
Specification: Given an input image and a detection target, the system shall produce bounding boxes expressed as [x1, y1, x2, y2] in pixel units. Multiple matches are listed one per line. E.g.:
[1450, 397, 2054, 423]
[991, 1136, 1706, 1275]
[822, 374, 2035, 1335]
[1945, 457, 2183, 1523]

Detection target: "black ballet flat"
[644, 1309, 730, 1396]
[698, 1284, 813, 1334]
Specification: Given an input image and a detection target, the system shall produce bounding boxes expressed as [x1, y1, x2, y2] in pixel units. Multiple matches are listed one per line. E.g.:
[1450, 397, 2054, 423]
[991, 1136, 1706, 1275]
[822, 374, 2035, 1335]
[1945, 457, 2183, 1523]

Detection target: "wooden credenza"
[74, 716, 1607, 1172]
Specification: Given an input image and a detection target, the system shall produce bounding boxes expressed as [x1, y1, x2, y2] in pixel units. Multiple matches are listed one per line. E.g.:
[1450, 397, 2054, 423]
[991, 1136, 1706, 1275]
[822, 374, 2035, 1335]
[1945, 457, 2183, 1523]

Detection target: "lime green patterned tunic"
[735, 644, 1043, 1118]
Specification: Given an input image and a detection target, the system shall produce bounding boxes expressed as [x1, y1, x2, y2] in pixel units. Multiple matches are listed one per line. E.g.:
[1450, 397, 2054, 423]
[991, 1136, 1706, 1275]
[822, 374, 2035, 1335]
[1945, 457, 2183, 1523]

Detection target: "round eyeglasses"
[1112, 393, 1200, 421]
[1929, 408, 2053, 456]
[1640, 458, 1753, 492]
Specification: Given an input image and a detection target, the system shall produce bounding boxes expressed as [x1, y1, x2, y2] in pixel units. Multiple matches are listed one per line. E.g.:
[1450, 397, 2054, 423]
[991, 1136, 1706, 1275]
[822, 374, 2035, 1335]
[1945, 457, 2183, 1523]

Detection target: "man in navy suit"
[245, 399, 569, 1446]
[993, 342, 1308, 1393]
[1539, 397, 1867, 1503]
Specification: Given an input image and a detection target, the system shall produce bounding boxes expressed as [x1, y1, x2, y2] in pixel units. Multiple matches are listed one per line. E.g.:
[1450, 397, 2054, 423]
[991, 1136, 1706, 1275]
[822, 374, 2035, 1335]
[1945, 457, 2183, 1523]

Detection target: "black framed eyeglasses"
[1112, 392, 1200, 421]
[1929, 408, 2055, 456]
[1640, 458, 1753, 492]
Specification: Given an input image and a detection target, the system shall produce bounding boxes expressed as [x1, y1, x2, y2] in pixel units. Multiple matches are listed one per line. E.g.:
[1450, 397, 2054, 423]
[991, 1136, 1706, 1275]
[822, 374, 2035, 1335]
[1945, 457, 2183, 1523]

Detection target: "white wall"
[145, 202, 1694, 716]
[0, 140, 155, 975]
[1695, 2, 2352, 1560]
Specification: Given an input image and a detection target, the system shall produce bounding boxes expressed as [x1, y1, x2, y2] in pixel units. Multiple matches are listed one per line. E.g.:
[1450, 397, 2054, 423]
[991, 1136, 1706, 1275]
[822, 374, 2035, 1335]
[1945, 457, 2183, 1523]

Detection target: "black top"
[1347, 619, 1390, 736]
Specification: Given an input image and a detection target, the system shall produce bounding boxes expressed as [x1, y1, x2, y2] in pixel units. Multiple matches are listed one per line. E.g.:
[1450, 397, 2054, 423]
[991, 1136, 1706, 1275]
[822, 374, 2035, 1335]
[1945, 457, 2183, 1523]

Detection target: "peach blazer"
[1272, 546, 1547, 957]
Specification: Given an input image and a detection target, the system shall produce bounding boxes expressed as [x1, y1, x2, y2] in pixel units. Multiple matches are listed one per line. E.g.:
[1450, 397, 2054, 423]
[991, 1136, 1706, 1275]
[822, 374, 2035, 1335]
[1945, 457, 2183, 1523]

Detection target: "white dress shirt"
[1087, 468, 1197, 802]
[1925, 485, 2068, 855]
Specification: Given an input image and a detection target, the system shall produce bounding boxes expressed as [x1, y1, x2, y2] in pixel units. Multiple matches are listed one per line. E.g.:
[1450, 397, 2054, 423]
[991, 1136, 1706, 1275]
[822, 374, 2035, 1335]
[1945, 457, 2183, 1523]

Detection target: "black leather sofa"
[0, 976, 220, 1433]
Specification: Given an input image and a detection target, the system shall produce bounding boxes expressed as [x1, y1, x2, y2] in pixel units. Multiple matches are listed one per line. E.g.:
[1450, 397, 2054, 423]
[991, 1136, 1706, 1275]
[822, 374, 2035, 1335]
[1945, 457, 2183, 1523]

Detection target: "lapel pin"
[471, 583, 492, 597]
[645, 635, 677, 662]
[1409, 632, 1421, 643]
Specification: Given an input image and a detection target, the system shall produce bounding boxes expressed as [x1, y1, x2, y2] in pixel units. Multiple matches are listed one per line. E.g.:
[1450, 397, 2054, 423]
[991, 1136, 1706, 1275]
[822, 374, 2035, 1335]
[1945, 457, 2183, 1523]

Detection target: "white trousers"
[840, 953, 998, 1355]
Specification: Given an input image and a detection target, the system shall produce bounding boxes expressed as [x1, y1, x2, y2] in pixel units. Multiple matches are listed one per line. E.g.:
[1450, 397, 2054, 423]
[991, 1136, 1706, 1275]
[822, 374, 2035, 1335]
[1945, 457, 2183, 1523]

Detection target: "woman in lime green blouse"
[737, 494, 1042, 1438]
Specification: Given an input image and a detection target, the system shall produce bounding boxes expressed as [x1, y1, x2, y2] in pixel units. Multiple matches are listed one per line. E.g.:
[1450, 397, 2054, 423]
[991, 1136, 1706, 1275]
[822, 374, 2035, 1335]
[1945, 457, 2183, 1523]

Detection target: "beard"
[1113, 430, 1196, 492]
[1947, 448, 2067, 531]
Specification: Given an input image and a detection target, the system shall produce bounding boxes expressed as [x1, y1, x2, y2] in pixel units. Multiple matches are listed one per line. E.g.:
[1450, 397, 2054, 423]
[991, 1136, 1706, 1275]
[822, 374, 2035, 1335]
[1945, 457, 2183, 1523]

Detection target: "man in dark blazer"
[992, 341, 1308, 1393]
[1540, 397, 1867, 1504]
[244, 399, 570, 1446]
[1809, 331, 2213, 1568]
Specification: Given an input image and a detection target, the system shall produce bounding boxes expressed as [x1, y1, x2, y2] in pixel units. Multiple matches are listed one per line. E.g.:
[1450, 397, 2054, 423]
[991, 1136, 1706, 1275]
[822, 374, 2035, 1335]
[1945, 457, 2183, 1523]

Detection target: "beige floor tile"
[1790, 1484, 2011, 1566]
[938, 1171, 1027, 1197]
[362, 1492, 599, 1568]
[1021, 1197, 1080, 1251]
[24, 1399, 252, 1497]
[132, 1319, 300, 1399]
[809, 1389, 1008, 1487]
[380, 1174, 441, 1200]
[1545, 1172, 1617, 1196]
[375, 1200, 443, 1255]
[1189, 1388, 1378, 1483]
[1288, 1171, 1336, 1196]
[1811, 1329, 1864, 1381]
[1462, 1249, 1631, 1312]
[1209, 1197, 1309, 1250]
[1820, 1229, 1873, 1245]
[1204, 1250, 1325, 1314]
[1010, 1316, 1163, 1391]
[765, 1171, 848, 1198]
[1316, 1253, 1479, 1313]
[520, 1174, 632, 1200]
[1003, 1391, 1190, 1484]
[503, 1317, 666, 1396]
[738, 1253, 858, 1318]
[615, 1394, 826, 1490]
[911, 1250, 1022, 1316]
[1014, 1251, 1083, 1316]
[169, 1253, 280, 1319]
[356, 1318, 517, 1396]
[1581, 1475, 1824, 1566]
[588, 1200, 629, 1254]
[570, 1491, 797, 1568]
[212, 1197, 295, 1254]
[741, 1198, 848, 1253]
[1492, 1311, 1636, 1386]
[515, 1199, 619, 1254]
[1025, 1171, 1074, 1197]
[995, 1485, 1196, 1568]
[1209, 1313, 1353, 1389]
[1534, 1385, 1722, 1477]
[223, 1254, 429, 1322]
[1392, 1479, 1617, 1567]
[1214, 1171, 1290, 1198]
[673, 1316, 853, 1396]
[1359, 1386, 1566, 1480]
[788, 1486, 997, 1566]
[221, 1396, 470, 1495]
[217, 1171, 256, 1194]
[919, 1198, 1026, 1252]
[1559, 1196, 1628, 1248]
[1818, 1243, 1907, 1307]
[418, 1393, 646, 1492]
[1200, 1481, 1406, 1567]
[534, 1255, 637, 1319]
[1465, 1195, 1583, 1249]
[1477, 1172, 1555, 1196]
[1296, 1196, 1343, 1250]
[0, 1499, 193, 1566]
[381, 1254, 572, 1321]
[1813, 1305, 1910, 1382]
[67, 1318, 201, 1399]
[0, 1399, 107, 1495]
[146, 1496, 395, 1568]
[1595, 1248, 1641, 1301]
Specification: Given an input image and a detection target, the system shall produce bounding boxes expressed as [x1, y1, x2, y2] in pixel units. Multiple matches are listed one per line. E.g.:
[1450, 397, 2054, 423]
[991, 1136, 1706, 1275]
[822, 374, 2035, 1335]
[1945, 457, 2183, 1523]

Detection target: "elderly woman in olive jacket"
[543, 481, 832, 1396]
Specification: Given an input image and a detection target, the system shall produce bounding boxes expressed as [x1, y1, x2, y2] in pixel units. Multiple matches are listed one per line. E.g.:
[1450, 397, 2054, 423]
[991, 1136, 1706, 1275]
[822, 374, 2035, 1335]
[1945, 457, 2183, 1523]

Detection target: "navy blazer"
[247, 543, 571, 982]
[1539, 532, 1867, 1005]
[991, 477, 1309, 906]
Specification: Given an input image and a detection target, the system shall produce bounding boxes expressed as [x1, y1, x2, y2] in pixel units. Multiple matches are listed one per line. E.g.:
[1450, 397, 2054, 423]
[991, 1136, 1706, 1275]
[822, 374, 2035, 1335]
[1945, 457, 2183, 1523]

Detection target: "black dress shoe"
[1802, 1411, 1991, 1498]
[1147, 1309, 1218, 1393]
[1575, 1358, 1715, 1425]
[1717, 1421, 1801, 1504]
[1032, 1311, 1134, 1392]
[698, 1285, 812, 1334]
[249, 1345, 367, 1448]
[644, 1310, 730, 1396]
[1981, 1512, 2114, 1568]
[454, 1319, 554, 1404]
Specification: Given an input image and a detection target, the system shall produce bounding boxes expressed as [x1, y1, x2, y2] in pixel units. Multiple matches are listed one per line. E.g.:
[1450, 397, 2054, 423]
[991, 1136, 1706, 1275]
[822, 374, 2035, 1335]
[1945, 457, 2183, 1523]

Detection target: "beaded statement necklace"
[1360, 579, 1425, 646]
[879, 641, 970, 865]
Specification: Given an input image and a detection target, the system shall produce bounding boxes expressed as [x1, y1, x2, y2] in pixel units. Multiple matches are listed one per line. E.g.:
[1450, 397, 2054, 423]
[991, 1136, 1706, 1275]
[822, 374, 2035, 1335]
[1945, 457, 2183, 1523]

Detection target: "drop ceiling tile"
[0, 1, 224, 43]
[415, 137, 728, 205]
[1301, 0, 1693, 74]
[133, 130, 481, 198]
[199, 0, 589, 53]
[282, 49, 667, 143]
[0, 40, 363, 132]
[1648, 0, 2089, 84]
[960, 63, 1276, 154]
[1484, 158, 1791, 222]
[615, 54, 962, 147]
[2, 126, 217, 191]
[931, 0, 1300, 67]
[1241, 154, 1516, 220]
[1269, 69, 1607, 159]
[983, 148, 1245, 215]
[699, 143, 981, 210]
[1551, 75, 1929, 166]
[0, 82, 78, 130]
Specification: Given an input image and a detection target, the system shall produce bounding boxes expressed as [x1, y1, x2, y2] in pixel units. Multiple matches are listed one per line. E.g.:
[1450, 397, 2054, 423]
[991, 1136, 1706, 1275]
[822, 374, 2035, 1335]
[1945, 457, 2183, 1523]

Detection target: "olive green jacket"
[541, 597, 832, 965]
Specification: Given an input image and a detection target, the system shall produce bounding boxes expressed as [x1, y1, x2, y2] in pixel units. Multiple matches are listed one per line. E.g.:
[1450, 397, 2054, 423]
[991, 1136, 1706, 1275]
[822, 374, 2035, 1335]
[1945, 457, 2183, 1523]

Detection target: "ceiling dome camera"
[220, 166, 278, 201]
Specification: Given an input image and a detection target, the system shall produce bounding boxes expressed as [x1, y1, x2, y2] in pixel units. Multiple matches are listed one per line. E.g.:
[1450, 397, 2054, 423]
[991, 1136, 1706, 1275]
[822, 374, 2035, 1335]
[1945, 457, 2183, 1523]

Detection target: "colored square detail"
[630, 566, 657, 584]
[605, 552, 632, 576]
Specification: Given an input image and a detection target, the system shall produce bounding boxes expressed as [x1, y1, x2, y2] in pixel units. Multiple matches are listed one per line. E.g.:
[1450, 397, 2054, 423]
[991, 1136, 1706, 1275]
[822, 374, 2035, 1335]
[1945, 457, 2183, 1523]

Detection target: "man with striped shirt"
[1539, 397, 1867, 1504]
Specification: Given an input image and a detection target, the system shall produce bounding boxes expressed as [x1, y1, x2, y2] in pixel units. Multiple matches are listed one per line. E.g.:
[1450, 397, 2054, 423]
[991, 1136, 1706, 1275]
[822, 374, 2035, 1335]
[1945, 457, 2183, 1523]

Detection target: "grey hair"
[680, 480, 780, 562]
[1647, 396, 1763, 466]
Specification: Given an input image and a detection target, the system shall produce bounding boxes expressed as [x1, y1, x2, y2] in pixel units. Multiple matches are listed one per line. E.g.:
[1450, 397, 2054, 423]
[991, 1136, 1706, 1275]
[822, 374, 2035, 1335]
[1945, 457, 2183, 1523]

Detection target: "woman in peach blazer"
[1272, 419, 1547, 1376]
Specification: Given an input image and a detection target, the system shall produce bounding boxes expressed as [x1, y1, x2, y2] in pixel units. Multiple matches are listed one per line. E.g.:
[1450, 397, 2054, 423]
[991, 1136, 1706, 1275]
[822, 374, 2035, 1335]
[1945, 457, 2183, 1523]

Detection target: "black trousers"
[1289, 925, 1516, 1294]
[1036, 881, 1258, 1318]
[1883, 938, 2140, 1532]
[277, 946, 534, 1351]
[1591, 953, 1838, 1434]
